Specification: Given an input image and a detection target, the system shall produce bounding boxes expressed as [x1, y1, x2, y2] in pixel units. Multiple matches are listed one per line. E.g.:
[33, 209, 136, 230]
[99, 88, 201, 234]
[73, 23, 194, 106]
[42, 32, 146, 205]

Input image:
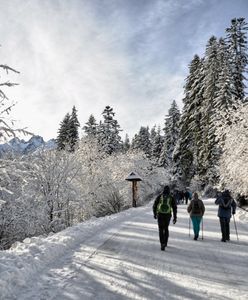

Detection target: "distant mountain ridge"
[0, 135, 56, 156]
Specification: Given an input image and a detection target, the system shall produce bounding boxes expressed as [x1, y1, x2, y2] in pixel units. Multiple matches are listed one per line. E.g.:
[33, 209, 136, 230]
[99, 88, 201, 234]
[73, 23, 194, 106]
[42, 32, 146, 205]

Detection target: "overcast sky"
[0, 0, 248, 141]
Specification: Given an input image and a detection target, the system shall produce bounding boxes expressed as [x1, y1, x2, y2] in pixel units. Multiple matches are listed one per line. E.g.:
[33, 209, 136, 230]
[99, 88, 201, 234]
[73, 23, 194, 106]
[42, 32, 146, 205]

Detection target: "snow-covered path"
[1, 199, 248, 300]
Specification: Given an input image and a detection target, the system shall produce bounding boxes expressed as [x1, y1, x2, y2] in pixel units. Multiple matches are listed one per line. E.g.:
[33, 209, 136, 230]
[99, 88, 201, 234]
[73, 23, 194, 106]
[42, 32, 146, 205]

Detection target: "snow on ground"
[0, 199, 248, 300]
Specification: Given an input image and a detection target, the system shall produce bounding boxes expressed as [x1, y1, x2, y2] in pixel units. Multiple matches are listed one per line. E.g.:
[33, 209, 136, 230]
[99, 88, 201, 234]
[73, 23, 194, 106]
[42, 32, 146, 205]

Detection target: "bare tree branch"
[0, 64, 20, 74]
[0, 81, 19, 87]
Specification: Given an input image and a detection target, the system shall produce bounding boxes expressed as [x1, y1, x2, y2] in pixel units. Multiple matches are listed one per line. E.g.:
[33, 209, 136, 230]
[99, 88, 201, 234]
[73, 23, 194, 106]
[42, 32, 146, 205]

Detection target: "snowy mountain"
[0, 135, 56, 156]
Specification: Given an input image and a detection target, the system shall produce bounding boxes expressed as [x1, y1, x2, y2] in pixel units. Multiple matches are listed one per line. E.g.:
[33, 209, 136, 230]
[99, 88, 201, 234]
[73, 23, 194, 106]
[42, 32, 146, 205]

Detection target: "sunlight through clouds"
[0, 0, 247, 140]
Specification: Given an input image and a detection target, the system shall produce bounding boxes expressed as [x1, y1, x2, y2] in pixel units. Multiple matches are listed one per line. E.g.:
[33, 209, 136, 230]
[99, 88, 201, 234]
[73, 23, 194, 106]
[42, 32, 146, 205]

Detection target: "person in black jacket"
[153, 185, 177, 250]
[215, 190, 236, 242]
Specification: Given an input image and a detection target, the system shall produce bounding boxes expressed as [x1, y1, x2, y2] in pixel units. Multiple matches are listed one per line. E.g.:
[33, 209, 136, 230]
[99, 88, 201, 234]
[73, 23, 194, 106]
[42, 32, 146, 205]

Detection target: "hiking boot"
[194, 234, 198, 240]
[161, 244, 166, 251]
[221, 238, 226, 242]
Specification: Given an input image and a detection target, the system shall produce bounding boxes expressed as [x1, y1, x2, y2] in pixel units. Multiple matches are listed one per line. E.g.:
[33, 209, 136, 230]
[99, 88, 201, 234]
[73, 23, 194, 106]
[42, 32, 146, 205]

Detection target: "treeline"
[65, 17, 247, 199]
[56, 101, 180, 167]
[174, 18, 248, 194]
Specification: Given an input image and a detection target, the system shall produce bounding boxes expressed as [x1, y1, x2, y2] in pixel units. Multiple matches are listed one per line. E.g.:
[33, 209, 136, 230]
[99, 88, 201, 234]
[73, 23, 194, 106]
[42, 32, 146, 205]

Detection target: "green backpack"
[157, 195, 172, 214]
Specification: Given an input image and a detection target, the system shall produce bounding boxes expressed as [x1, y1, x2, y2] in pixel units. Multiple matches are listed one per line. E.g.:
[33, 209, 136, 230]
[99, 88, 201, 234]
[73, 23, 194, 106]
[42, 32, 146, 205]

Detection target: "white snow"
[0, 199, 248, 300]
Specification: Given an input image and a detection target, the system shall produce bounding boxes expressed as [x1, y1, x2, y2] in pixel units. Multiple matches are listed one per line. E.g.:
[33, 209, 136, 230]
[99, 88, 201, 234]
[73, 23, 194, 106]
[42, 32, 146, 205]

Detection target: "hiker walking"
[187, 192, 205, 240]
[184, 190, 191, 205]
[153, 185, 177, 251]
[215, 190, 236, 242]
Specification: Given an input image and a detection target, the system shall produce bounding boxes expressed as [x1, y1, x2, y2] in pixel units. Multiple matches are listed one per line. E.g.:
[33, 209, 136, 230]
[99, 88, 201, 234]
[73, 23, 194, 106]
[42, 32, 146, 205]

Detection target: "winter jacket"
[187, 199, 205, 217]
[153, 192, 177, 220]
[215, 195, 236, 218]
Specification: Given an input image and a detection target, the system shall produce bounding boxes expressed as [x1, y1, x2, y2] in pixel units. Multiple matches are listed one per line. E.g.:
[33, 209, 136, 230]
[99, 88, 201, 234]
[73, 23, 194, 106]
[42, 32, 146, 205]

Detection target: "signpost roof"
[125, 171, 142, 181]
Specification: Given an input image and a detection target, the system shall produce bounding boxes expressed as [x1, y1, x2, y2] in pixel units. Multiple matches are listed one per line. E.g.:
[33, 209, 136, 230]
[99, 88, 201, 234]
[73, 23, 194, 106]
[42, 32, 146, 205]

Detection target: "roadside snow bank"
[237, 207, 248, 223]
[0, 206, 142, 299]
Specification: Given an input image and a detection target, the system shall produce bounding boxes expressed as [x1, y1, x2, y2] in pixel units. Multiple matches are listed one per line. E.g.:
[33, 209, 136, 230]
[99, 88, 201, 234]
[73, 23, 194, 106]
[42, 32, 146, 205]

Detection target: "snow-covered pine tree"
[226, 17, 248, 102]
[68, 106, 80, 152]
[123, 134, 130, 152]
[131, 133, 139, 149]
[83, 114, 98, 138]
[175, 55, 203, 186]
[56, 113, 71, 151]
[159, 100, 180, 173]
[151, 125, 164, 163]
[201, 36, 220, 185]
[150, 125, 157, 146]
[214, 38, 236, 121]
[214, 38, 240, 148]
[56, 106, 80, 152]
[98, 106, 122, 155]
[131, 126, 151, 157]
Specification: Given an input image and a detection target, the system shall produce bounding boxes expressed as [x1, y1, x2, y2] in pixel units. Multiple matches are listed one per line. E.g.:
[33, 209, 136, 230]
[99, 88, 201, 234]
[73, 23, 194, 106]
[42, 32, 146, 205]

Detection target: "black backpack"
[192, 200, 201, 214]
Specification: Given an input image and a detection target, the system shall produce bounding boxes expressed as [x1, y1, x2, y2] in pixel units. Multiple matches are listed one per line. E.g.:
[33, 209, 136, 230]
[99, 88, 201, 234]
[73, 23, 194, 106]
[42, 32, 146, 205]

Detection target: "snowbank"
[0, 201, 247, 299]
[237, 207, 248, 223]
[0, 206, 140, 299]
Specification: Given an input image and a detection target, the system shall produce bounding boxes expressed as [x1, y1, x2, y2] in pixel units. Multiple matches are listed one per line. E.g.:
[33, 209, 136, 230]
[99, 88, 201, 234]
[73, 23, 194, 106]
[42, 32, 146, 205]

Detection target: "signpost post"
[125, 172, 142, 207]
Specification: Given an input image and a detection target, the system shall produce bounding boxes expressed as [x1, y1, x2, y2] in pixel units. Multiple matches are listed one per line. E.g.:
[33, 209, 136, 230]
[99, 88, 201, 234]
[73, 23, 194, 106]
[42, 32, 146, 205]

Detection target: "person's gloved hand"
[232, 211, 236, 215]
[173, 218, 177, 224]
[154, 215, 157, 219]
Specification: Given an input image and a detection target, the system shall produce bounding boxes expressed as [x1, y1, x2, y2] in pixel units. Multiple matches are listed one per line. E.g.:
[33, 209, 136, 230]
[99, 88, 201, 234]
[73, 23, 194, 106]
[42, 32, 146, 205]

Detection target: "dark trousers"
[219, 217, 230, 241]
[157, 213, 171, 246]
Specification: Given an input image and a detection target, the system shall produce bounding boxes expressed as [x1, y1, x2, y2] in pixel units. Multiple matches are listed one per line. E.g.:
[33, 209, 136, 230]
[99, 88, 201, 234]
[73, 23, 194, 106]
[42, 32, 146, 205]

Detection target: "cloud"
[0, 0, 247, 141]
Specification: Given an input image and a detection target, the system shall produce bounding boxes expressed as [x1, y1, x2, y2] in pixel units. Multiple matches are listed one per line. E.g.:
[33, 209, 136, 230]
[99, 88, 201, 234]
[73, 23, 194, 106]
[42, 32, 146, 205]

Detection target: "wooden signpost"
[125, 172, 142, 207]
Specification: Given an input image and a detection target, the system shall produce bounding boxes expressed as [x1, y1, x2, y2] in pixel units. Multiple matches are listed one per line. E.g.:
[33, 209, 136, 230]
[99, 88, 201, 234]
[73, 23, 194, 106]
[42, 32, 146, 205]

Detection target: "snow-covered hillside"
[0, 199, 247, 300]
[0, 136, 56, 156]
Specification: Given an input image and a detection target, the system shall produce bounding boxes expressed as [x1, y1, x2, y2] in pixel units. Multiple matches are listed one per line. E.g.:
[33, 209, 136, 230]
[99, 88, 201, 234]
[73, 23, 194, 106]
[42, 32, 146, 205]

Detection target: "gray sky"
[0, 0, 248, 141]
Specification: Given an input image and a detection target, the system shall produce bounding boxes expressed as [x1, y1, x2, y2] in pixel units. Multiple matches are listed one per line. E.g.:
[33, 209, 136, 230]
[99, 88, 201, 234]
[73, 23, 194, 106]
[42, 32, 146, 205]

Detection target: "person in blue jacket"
[215, 190, 236, 242]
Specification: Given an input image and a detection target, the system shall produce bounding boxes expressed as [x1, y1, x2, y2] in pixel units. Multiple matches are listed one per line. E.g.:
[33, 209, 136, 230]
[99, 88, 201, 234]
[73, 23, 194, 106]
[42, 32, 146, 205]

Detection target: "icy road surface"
[1, 199, 248, 299]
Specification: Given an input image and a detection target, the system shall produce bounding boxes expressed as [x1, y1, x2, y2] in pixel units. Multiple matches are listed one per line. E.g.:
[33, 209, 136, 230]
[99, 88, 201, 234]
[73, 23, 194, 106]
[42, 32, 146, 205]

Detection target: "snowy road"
[2, 199, 248, 300]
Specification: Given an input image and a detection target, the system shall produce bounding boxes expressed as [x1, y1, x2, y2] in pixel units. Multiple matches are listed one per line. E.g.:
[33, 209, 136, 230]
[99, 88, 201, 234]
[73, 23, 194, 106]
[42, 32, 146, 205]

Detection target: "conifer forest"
[0, 17, 247, 250]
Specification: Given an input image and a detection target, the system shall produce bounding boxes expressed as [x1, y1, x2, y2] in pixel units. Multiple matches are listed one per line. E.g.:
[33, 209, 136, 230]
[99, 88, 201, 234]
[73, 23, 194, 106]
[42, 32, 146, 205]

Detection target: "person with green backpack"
[153, 185, 177, 251]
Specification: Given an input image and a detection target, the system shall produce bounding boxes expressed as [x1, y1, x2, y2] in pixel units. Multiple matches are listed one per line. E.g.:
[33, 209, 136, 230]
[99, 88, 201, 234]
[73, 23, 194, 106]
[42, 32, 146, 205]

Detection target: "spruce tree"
[131, 126, 151, 157]
[83, 114, 98, 137]
[56, 106, 80, 152]
[201, 36, 220, 184]
[150, 125, 157, 146]
[123, 134, 130, 152]
[68, 106, 80, 151]
[175, 55, 204, 186]
[151, 125, 164, 163]
[213, 38, 239, 147]
[98, 106, 122, 154]
[214, 38, 235, 120]
[226, 17, 248, 101]
[56, 113, 71, 150]
[159, 100, 180, 172]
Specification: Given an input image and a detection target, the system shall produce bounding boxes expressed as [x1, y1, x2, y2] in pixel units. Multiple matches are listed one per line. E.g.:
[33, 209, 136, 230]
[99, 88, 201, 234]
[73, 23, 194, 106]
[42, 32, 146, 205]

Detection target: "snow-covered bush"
[0, 156, 38, 249]
[24, 150, 81, 232]
[0, 137, 169, 249]
[76, 138, 169, 217]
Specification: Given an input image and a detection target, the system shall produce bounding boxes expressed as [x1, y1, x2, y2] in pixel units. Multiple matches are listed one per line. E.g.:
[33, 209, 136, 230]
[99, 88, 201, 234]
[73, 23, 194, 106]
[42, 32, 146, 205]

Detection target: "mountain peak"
[0, 135, 56, 156]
